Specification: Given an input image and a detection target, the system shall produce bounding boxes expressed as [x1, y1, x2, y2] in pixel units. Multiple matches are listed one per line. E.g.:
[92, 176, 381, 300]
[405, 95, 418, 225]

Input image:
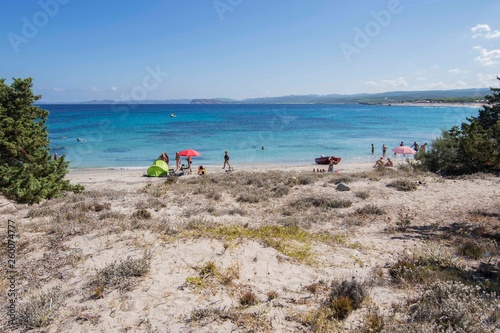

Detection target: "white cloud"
[476, 73, 500, 87]
[471, 24, 491, 33]
[474, 47, 500, 66]
[90, 86, 99, 92]
[471, 23, 500, 39]
[416, 77, 426, 81]
[430, 64, 440, 69]
[111, 86, 118, 91]
[53, 87, 65, 92]
[365, 81, 379, 87]
[381, 77, 408, 87]
[364, 77, 408, 89]
[448, 68, 469, 74]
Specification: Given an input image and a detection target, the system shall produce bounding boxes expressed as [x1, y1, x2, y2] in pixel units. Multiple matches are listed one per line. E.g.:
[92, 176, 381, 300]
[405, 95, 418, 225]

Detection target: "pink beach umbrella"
[177, 149, 201, 157]
[391, 146, 416, 155]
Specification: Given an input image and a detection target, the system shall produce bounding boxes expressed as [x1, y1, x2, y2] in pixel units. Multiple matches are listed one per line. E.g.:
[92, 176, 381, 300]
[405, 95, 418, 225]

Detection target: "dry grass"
[6, 168, 499, 332]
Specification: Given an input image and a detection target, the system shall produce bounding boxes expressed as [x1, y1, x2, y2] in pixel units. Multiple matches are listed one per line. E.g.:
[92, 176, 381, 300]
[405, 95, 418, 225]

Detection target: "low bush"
[387, 179, 418, 191]
[355, 204, 385, 215]
[325, 279, 366, 320]
[17, 287, 63, 330]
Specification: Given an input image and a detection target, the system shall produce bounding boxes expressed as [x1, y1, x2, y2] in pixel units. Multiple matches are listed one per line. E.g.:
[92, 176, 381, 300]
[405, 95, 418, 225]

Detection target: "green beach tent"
[147, 159, 169, 177]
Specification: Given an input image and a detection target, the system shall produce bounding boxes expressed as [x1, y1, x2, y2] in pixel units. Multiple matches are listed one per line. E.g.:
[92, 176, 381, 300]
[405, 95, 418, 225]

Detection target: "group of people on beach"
[372, 141, 427, 157]
[373, 157, 393, 168]
[158, 151, 191, 173]
[156, 150, 233, 175]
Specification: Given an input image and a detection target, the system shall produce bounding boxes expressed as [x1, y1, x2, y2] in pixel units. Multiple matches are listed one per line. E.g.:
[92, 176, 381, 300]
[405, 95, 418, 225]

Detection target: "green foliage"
[0, 78, 83, 203]
[418, 78, 500, 175]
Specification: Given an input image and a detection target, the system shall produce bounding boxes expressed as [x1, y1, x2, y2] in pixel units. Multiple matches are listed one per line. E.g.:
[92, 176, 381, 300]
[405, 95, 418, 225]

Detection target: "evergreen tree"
[0, 78, 82, 204]
[419, 77, 500, 175]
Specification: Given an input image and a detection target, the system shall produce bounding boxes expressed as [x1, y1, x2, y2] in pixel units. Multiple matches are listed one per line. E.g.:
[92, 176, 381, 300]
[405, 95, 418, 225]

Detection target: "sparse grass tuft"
[407, 280, 499, 332]
[359, 305, 385, 333]
[88, 254, 151, 295]
[355, 204, 386, 215]
[239, 290, 258, 306]
[458, 239, 485, 259]
[17, 287, 63, 330]
[288, 196, 352, 210]
[355, 190, 370, 199]
[132, 208, 152, 219]
[267, 290, 278, 301]
[387, 179, 418, 191]
[325, 279, 366, 320]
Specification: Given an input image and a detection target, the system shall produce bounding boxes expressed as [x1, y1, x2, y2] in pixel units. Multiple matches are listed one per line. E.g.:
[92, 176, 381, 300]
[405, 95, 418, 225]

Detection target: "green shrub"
[417, 79, 500, 175]
[0, 78, 83, 203]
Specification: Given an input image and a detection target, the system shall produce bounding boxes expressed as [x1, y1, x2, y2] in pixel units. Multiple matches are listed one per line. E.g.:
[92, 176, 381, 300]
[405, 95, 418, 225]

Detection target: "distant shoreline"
[389, 102, 483, 108]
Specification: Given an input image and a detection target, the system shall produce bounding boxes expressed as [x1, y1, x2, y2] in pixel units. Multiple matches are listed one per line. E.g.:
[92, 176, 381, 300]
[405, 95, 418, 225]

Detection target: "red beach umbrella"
[391, 146, 416, 155]
[177, 149, 201, 157]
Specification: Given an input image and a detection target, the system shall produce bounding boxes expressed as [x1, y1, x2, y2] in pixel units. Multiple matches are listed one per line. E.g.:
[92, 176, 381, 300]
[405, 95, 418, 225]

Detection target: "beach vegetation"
[355, 204, 386, 215]
[88, 254, 151, 295]
[186, 260, 240, 289]
[354, 190, 370, 199]
[239, 290, 258, 306]
[182, 224, 345, 264]
[395, 207, 415, 231]
[17, 287, 64, 330]
[386, 179, 418, 191]
[0, 78, 83, 203]
[266, 290, 278, 301]
[457, 239, 486, 259]
[418, 77, 500, 175]
[359, 304, 385, 333]
[404, 280, 499, 333]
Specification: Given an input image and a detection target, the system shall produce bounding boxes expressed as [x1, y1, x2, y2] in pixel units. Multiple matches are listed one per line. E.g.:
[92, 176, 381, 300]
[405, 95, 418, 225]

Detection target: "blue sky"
[1, 0, 500, 102]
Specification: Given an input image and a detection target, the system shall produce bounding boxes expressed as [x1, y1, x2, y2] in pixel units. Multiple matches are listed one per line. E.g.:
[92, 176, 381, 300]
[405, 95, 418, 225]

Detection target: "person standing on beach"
[328, 158, 335, 172]
[410, 141, 419, 151]
[175, 152, 181, 171]
[223, 150, 231, 169]
[382, 144, 387, 157]
[420, 143, 427, 153]
[187, 155, 193, 173]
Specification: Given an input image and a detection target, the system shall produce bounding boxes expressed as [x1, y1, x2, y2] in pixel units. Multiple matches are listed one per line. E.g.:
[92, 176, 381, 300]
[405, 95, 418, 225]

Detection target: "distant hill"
[36, 88, 491, 105]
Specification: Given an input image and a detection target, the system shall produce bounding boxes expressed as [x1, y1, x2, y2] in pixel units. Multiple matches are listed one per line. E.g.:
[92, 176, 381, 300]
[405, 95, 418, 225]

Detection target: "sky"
[1, 0, 500, 102]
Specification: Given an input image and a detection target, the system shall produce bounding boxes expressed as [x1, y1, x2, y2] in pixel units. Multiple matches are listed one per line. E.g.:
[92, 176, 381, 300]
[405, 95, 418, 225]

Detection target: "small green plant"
[395, 207, 415, 231]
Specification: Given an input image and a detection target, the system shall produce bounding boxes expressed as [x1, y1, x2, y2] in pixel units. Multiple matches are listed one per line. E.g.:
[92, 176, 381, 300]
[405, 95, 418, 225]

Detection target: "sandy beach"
[1, 161, 498, 332]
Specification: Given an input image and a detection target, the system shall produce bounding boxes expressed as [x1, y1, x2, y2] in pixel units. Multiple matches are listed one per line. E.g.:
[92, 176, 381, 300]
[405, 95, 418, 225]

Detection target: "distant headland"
[35, 88, 490, 105]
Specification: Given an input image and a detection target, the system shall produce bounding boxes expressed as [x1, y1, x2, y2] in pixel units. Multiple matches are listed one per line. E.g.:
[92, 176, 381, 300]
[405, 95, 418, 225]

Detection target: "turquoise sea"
[45, 104, 479, 169]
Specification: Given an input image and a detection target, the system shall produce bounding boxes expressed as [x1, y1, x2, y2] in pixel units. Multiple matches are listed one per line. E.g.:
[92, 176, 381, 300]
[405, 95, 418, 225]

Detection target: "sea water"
[45, 104, 479, 169]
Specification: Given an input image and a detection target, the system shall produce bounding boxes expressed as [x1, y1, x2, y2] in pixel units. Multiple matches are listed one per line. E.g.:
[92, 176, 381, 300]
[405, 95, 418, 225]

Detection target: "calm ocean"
[44, 104, 479, 169]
